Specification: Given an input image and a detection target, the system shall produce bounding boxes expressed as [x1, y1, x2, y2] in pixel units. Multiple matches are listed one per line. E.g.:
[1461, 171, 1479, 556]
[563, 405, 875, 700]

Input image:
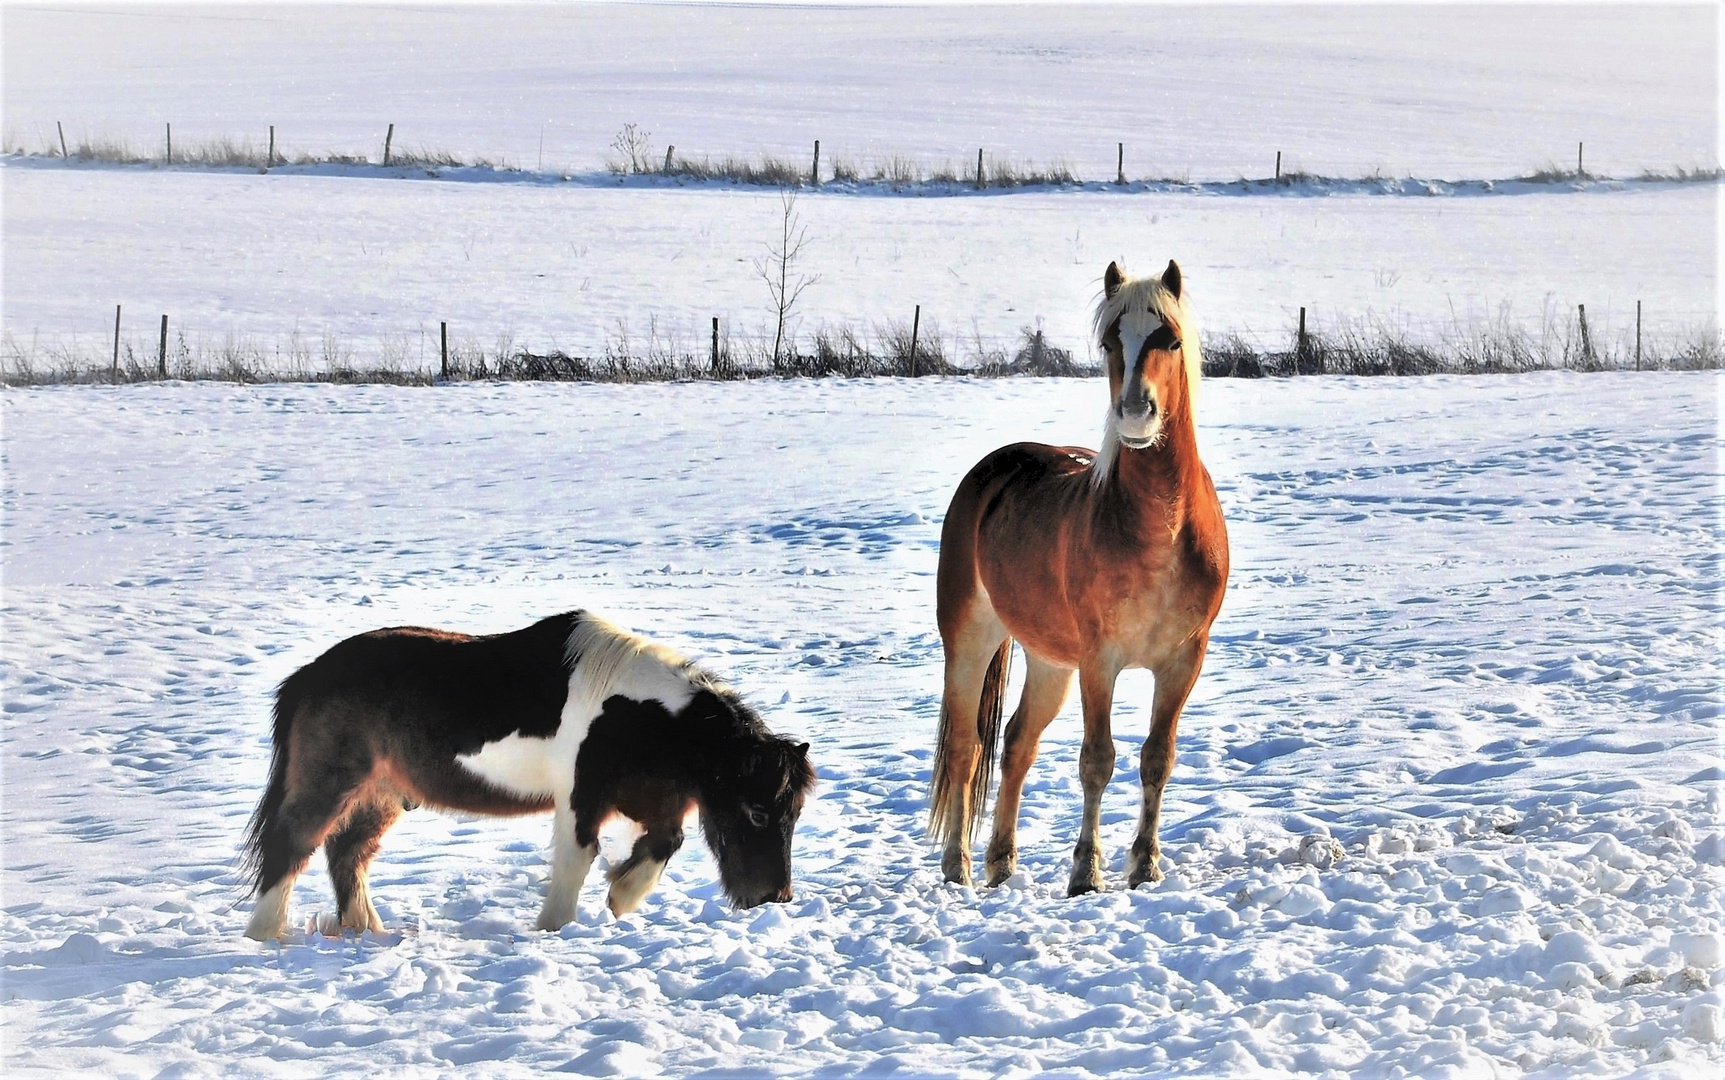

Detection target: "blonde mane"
[564, 612, 722, 714]
[1089, 269, 1203, 488]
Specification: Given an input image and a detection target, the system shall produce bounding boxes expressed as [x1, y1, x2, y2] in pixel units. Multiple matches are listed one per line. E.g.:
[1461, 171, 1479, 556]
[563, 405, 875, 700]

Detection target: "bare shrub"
[607, 123, 655, 175]
[753, 189, 820, 369]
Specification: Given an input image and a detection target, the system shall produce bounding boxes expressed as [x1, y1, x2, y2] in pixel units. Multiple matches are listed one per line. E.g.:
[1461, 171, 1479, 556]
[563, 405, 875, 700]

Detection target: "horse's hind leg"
[931, 623, 1008, 887]
[1127, 640, 1206, 888]
[984, 655, 1075, 886]
[323, 795, 403, 934]
[606, 823, 685, 916]
[244, 721, 373, 941]
[1068, 664, 1121, 897]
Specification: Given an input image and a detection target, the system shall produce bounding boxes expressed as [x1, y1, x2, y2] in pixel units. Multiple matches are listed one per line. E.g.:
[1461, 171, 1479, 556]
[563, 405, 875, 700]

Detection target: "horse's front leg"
[985, 655, 1074, 886]
[537, 801, 597, 931]
[606, 823, 685, 916]
[1126, 639, 1207, 888]
[1068, 665, 1120, 896]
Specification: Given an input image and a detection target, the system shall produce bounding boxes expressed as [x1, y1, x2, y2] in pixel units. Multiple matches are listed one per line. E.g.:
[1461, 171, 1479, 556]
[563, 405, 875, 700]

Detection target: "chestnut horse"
[930, 260, 1228, 895]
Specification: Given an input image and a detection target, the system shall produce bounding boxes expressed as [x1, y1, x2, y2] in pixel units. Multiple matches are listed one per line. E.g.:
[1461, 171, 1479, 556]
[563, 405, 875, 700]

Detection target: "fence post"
[383, 123, 394, 166]
[711, 317, 720, 375]
[664, 145, 674, 173]
[158, 315, 168, 377]
[166, 122, 172, 164]
[1117, 142, 1125, 185]
[1297, 306, 1307, 372]
[1577, 304, 1594, 366]
[268, 125, 275, 166]
[57, 121, 69, 160]
[976, 148, 985, 190]
[112, 304, 122, 378]
[812, 139, 820, 186]
[1577, 141, 1584, 178]
[1635, 300, 1642, 371]
[440, 321, 448, 379]
[909, 305, 921, 376]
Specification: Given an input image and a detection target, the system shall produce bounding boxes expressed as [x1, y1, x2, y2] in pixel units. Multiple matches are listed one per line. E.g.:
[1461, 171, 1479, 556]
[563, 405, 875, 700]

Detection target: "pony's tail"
[928, 640, 1013, 847]
[240, 671, 305, 895]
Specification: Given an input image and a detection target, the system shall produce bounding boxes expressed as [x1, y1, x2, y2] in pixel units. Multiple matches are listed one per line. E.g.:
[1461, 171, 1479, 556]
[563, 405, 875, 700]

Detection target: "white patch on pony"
[454, 612, 713, 800]
[1089, 268, 1204, 490]
[244, 879, 294, 941]
[537, 806, 596, 930]
[341, 878, 384, 933]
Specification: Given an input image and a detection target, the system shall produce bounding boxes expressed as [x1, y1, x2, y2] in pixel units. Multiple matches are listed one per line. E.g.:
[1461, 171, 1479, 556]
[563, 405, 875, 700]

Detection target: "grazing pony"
[242, 610, 814, 940]
[930, 260, 1228, 895]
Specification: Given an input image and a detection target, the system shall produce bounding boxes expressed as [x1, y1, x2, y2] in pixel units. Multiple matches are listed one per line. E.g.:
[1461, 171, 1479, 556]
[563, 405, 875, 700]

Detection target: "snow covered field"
[3, 372, 1721, 1077]
[4, 165, 1716, 364]
[5, 3, 1716, 180]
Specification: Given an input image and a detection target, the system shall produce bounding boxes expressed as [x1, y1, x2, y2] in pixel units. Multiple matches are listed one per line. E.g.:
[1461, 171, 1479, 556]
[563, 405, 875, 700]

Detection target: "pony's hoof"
[940, 854, 974, 888]
[535, 909, 573, 932]
[1066, 865, 1106, 897]
[984, 852, 1017, 887]
[1127, 862, 1164, 889]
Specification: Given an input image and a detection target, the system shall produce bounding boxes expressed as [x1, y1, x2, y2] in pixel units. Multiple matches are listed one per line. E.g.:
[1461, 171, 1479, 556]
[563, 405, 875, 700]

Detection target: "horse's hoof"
[984, 848, 1017, 887]
[1065, 875, 1105, 898]
[535, 909, 573, 932]
[1126, 854, 1164, 889]
[940, 854, 974, 888]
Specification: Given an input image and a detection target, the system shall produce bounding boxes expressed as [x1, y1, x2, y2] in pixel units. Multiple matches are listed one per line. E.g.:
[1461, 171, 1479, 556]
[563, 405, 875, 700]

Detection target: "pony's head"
[1092, 260, 1201, 470]
[694, 699, 816, 908]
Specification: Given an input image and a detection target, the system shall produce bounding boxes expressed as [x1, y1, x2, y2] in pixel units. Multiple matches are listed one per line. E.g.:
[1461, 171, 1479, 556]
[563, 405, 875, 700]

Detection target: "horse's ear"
[1161, 260, 1182, 301]
[1104, 262, 1125, 299]
[794, 742, 809, 758]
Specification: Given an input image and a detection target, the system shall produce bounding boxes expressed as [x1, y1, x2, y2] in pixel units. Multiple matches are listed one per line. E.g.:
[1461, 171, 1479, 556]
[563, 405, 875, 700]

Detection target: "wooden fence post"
[1577, 304, 1594, 366]
[1297, 306, 1308, 373]
[976, 148, 985, 190]
[57, 121, 69, 160]
[268, 125, 275, 166]
[440, 321, 448, 379]
[812, 140, 820, 186]
[711, 317, 720, 375]
[1635, 300, 1642, 371]
[158, 314, 168, 377]
[909, 305, 921, 376]
[383, 123, 394, 167]
[1577, 141, 1584, 178]
[165, 122, 172, 164]
[664, 145, 674, 173]
[1116, 142, 1125, 185]
[112, 304, 122, 378]
[1275, 151, 1282, 181]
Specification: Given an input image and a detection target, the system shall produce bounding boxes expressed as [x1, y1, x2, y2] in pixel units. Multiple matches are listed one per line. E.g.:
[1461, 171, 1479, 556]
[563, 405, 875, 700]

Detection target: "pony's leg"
[1126, 640, 1207, 888]
[1067, 665, 1121, 897]
[606, 823, 686, 916]
[245, 749, 371, 941]
[537, 803, 597, 931]
[932, 627, 1007, 886]
[323, 797, 403, 933]
[984, 656, 1075, 886]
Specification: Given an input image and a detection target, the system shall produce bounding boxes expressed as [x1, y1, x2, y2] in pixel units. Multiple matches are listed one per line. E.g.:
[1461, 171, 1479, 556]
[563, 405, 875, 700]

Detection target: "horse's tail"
[929, 639, 1013, 847]
[240, 669, 307, 895]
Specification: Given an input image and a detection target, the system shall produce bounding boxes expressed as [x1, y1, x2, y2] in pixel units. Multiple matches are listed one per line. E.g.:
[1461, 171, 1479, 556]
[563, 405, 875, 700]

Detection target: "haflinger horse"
[930, 259, 1228, 896]
[242, 610, 815, 940]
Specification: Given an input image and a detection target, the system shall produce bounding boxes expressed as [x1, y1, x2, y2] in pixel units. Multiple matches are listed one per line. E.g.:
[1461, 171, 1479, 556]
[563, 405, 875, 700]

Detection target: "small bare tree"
[754, 188, 820, 370]
[608, 123, 654, 175]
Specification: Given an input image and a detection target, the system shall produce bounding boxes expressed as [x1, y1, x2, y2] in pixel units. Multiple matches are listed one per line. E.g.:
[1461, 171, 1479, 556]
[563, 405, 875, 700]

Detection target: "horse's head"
[696, 712, 815, 909]
[1094, 260, 1198, 452]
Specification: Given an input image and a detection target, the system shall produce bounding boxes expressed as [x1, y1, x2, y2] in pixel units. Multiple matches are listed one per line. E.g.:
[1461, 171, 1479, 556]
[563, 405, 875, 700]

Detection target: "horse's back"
[280, 612, 580, 753]
[937, 442, 1096, 635]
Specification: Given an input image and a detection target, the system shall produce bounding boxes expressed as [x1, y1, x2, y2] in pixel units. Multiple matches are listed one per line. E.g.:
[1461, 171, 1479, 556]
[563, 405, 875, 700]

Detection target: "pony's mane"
[1089, 270, 1203, 488]
[564, 611, 724, 713]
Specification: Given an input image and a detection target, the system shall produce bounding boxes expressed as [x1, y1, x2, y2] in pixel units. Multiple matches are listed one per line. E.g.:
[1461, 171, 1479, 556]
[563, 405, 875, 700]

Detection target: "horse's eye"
[1169, 338, 1182, 351]
[744, 803, 768, 828]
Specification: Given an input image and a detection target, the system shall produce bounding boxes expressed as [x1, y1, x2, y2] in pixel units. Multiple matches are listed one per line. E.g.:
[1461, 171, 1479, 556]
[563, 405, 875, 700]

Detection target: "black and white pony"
[241, 610, 815, 940]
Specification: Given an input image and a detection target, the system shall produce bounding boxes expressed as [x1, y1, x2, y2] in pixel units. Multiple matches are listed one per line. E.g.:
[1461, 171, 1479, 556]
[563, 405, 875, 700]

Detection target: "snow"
[3, 372, 1722, 1077]
[4, 165, 1716, 362]
[5, 3, 1716, 180]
